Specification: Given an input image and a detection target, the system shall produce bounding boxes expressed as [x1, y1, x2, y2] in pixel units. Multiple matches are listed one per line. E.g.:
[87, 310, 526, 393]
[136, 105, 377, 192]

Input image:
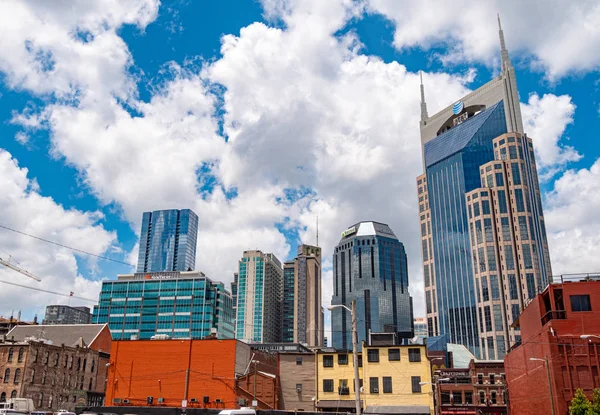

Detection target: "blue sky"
[0, 0, 599, 334]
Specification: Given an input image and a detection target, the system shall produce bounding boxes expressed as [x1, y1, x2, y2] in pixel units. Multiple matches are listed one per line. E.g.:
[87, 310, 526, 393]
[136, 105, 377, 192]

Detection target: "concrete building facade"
[505, 276, 600, 415]
[235, 251, 283, 343]
[43, 305, 92, 325]
[282, 245, 324, 347]
[332, 221, 414, 350]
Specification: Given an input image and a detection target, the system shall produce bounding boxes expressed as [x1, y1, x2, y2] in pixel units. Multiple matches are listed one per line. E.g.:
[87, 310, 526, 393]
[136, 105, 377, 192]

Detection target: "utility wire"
[0, 223, 131, 266]
[0, 278, 96, 302]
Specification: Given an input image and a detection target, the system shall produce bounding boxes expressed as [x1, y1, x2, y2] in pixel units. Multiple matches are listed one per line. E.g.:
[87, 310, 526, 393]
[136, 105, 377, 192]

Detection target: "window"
[474, 202, 480, 217]
[32, 349, 37, 363]
[323, 355, 334, 367]
[10, 391, 16, 399]
[14, 369, 20, 384]
[491, 391, 497, 404]
[482, 200, 491, 215]
[489, 374, 495, 384]
[30, 369, 35, 384]
[323, 379, 334, 392]
[370, 377, 379, 393]
[479, 391, 486, 404]
[367, 349, 379, 362]
[515, 189, 525, 212]
[497, 190, 508, 213]
[490, 274, 500, 300]
[453, 392, 463, 404]
[91, 360, 95, 373]
[7, 348, 14, 362]
[481, 275, 489, 301]
[77, 357, 81, 371]
[509, 274, 518, 300]
[41, 372, 46, 385]
[505, 246, 515, 270]
[4, 369, 10, 383]
[0, 392, 4, 403]
[477, 374, 483, 384]
[484, 218, 494, 243]
[358, 355, 363, 367]
[353, 378, 364, 392]
[526, 273, 536, 299]
[465, 392, 473, 404]
[511, 163, 521, 185]
[501, 217, 511, 241]
[338, 354, 348, 365]
[17, 348, 24, 363]
[493, 305, 503, 331]
[38, 393, 44, 408]
[484, 306, 492, 332]
[441, 391, 451, 404]
[475, 220, 483, 244]
[383, 377, 392, 393]
[571, 295, 592, 312]
[411, 376, 421, 393]
[296, 357, 302, 366]
[408, 348, 421, 362]
[388, 349, 400, 361]
[495, 172, 504, 187]
[43, 351, 49, 365]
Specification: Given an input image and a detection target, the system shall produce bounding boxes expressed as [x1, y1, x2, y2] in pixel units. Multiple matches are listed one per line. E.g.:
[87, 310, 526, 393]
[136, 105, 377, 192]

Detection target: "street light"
[251, 359, 259, 408]
[328, 300, 361, 415]
[581, 334, 600, 340]
[530, 357, 555, 415]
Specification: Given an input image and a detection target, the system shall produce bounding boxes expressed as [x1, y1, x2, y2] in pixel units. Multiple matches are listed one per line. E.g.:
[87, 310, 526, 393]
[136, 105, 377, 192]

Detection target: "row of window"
[322, 376, 423, 394]
[322, 348, 421, 367]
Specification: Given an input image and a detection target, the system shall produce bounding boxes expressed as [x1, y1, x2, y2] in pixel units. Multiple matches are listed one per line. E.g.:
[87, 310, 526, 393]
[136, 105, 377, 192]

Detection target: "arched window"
[14, 369, 21, 384]
[32, 349, 38, 363]
[0, 392, 6, 402]
[54, 353, 59, 367]
[30, 369, 35, 384]
[4, 368, 11, 383]
[10, 391, 16, 399]
[17, 348, 24, 363]
[43, 351, 49, 365]
[37, 393, 43, 408]
[77, 357, 81, 371]
[7, 348, 14, 362]
[91, 360, 95, 373]
[83, 359, 87, 371]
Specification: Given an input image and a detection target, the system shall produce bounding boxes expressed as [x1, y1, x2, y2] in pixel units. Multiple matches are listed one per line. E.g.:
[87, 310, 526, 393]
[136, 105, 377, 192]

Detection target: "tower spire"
[498, 14, 510, 69]
[419, 71, 428, 122]
[316, 215, 319, 247]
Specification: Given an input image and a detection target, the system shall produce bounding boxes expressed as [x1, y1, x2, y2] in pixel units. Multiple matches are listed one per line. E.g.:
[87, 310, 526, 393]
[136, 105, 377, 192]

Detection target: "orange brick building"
[505, 277, 600, 415]
[106, 339, 279, 409]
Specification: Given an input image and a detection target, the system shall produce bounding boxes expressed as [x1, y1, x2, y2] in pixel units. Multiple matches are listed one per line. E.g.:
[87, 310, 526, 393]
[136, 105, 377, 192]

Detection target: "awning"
[364, 405, 431, 414]
[316, 400, 363, 409]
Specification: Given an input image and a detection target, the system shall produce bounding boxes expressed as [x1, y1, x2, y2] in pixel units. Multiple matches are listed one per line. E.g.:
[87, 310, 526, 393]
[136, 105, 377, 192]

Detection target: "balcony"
[541, 310, 566, 325]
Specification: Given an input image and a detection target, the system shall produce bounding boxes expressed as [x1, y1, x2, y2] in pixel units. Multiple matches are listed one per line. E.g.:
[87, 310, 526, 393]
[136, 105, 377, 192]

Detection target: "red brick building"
[106, 339, 280, 409]
[435, 360, 507, 415]
[505, 277, 600, 415]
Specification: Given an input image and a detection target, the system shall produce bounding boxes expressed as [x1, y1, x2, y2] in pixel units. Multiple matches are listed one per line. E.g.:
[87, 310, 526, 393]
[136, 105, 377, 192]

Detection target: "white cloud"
[521, 93, 580, 179]
[0, 149, 117, 319]
[366, 0, 600, 80]
[545, 158, 600, 274]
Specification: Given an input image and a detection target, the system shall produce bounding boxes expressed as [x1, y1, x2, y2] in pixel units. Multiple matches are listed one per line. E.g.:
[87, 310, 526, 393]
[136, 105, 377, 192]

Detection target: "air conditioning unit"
[123, 399, 130, 404]
[158, 398, 164, 404]
[215, 399, 222, 404]
[238, 398, 247, 406]
[112, 398, 122, 404]
[372, 388, 379, 393]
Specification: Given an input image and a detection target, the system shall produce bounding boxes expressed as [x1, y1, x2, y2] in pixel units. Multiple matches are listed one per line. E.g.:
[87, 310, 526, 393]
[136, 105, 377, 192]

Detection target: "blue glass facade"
[92, 272, 234, 340]
[424, 102, 507, 356]
[331, 222, 413, 351]
[137, 209, 198, 273]
[282, 262, 295, 343]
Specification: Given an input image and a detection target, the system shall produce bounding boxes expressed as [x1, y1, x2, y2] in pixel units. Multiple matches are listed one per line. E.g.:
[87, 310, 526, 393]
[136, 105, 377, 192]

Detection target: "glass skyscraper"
[417, 18, 551, 358]
[331, 221, 414, 350]
[136, 209, 199, 273]
[92, 271, 234, 340]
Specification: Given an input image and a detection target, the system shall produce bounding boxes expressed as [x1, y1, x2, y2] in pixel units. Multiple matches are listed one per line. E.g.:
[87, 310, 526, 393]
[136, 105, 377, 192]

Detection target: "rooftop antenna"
[316, 215, 319, 247]
[419, 71, 428, 122]
[497, 14, 510, 69]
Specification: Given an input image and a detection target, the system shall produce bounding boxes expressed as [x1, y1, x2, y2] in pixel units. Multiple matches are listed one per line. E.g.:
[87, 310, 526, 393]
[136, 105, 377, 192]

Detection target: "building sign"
[341, 226, 357, 238]
[439, 370, 470, 379]
[374, 225, 394, 235]
[452, 101, 464, 115]
[453, 112, 468, 127]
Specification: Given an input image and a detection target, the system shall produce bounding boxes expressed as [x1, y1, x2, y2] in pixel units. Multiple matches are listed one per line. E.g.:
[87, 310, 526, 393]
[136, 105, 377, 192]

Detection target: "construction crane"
[0, 257, 41, 282]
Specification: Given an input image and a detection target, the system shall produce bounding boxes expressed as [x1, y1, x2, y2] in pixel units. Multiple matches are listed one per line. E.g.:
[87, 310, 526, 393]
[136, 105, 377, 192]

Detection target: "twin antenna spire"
[419, 14, 511, 122]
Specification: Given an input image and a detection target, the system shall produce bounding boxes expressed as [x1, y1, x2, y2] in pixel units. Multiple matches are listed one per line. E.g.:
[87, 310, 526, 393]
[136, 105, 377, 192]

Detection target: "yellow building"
[316, 344, 433, 415]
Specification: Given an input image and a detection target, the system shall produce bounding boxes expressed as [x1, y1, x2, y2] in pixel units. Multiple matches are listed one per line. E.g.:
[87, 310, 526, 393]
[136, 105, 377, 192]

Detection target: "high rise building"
[43, 305, 92, 325]
[465, 132, 551, 359]
[417, 17, 551, 358]
[331, 221, 414, 350]
[92, 271, 234, 340]
[136, 209, 199, 273]
[413, 317, 428, 344]
[235, 250, 283, 343]
[282, 245, 324, 346]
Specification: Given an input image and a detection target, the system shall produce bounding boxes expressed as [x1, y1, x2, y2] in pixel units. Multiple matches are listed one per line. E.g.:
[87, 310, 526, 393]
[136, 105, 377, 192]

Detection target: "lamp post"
[328, 300, 361, 415]
[251, 359, 259, 408]
[420, 378, 450, 415]
[581, 334, 600, 340]
[530, 357, 555, 415]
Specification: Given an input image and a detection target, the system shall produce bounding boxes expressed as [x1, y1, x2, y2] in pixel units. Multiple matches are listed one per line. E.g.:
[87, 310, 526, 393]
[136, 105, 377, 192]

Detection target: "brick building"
[505, 276, 600, 415]
[435, 360, 507, 415]
[0, 324, 111, 411]
[106, 339, 280, 409]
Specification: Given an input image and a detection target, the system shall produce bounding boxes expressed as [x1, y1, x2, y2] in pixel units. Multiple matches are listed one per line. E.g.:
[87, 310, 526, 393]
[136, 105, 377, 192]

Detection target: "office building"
[416, 18, 550, 357]
[92, 271, 234, 340]
[413, 317, 428, 344]
[331, 221, 414, 350]
[316, 343, 433, 414]
[235, 250, 283, 343]
[136, 209, 198, 273]
[282, 245, 324, 347]
[466, 132, 552, 359]
[505, 275, 600, 415]
[43, 305, 92, 325]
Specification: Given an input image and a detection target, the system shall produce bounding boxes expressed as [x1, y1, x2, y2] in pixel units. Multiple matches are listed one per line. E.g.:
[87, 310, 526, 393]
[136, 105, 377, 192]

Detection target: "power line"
[0, 279, 96, 302]
[0, 223, 131, 266]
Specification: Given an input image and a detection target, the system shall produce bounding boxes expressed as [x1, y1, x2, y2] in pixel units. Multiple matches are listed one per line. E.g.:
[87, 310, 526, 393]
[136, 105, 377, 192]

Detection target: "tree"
[589, 388, 600, 415]
[569, 388, 591, 415]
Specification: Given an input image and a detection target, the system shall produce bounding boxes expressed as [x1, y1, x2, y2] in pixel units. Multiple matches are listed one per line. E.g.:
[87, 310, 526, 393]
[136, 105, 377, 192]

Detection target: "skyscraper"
[465, 132, 551, 359]
[136, 209, 199, 273]
[235, 250, 284, 343]
[331, 221, 414, 350]
[282, 244, 324, 346]
[417, 17, 551, 357]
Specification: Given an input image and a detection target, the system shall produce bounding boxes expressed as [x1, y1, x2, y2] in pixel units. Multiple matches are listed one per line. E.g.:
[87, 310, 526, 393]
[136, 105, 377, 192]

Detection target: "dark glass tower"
[331, 221, 414, 350]
[136, 209, 199, 273]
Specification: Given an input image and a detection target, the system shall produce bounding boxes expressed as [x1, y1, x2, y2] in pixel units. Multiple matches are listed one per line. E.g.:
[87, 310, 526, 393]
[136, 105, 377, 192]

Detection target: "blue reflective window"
[511, 163, 521, 185]
[526, 273, 536, 299]
[514, 189, 525, 212]
[501, 218, 511, 241]
[522, 244, 533, 269]
[518, 216, 529, 240]
[489, 274, 500, 299]
[508, 274, 518, 299]
[482, 200, 490, 215]
[497, 190, 507, 213]
[474, 202, 480, 217]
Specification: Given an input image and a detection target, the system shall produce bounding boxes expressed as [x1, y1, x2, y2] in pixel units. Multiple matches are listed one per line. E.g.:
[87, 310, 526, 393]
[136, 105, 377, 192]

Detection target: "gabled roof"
[424, 101, 504, 168]
[6, 324, 109, 348]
